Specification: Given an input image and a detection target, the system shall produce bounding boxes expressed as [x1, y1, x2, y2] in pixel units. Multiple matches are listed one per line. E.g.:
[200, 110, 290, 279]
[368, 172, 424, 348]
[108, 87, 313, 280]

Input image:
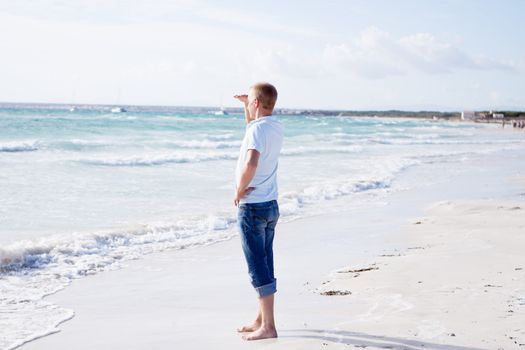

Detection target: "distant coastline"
[1, 101, 524, 121]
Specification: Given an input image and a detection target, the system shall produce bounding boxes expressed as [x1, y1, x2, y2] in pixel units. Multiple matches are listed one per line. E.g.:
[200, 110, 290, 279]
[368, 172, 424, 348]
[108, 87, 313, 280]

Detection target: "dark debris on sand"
[337, 266, 379, 274]
[320, 290, 352, 296]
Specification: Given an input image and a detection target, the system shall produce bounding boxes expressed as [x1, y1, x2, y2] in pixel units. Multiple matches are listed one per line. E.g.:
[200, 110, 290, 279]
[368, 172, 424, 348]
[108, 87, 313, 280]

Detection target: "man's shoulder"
[247, 117, 283, 137]
[246, 121, 263, 135]
[259, 117, 283, 129]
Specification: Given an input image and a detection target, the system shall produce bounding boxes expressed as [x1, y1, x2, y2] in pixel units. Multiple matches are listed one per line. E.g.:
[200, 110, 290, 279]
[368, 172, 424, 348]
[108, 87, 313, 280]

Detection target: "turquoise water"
[0, 106, 521, 245]
[1, 105, 524, 349]
[0, 107, 507, 239]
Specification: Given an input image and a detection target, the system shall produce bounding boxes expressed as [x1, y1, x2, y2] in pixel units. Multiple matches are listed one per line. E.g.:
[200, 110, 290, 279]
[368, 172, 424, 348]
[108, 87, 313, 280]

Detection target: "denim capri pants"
[237, 200, 280, 298]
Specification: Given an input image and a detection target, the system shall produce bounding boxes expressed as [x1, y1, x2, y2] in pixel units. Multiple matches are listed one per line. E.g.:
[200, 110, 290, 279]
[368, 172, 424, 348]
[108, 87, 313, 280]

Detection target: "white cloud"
[321, 27, 516, 79]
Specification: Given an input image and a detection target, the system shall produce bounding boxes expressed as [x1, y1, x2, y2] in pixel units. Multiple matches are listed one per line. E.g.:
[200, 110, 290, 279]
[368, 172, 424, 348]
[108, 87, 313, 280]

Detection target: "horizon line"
[1, 100, 524, 113]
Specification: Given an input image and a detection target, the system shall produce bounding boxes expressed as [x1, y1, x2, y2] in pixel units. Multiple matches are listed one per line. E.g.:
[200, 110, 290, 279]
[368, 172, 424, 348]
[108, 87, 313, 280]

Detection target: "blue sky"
[0, 0, 523, 110]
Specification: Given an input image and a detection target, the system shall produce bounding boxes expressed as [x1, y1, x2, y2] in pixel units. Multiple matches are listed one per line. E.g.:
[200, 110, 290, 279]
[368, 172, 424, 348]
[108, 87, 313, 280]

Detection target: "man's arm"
[234, 149, 260, 206]
[234, 94, 253, 124]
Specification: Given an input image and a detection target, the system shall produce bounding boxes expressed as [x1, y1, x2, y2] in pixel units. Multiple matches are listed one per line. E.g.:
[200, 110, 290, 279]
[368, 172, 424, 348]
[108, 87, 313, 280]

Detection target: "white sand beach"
[18, 148, 525, 350]
[318, 199, 525, 349]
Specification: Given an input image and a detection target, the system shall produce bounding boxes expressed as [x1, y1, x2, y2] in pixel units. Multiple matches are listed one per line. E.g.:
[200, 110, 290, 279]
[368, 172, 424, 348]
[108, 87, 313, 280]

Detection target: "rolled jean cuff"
[254, 278, 277, 298]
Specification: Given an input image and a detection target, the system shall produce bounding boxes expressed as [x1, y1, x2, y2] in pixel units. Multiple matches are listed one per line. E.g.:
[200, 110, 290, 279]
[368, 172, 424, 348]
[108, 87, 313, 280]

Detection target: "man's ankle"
[260, 323, 276, 330]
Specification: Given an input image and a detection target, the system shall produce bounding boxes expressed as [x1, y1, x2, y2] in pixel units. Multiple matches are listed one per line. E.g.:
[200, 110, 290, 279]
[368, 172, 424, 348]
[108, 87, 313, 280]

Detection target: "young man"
[233, 82, 284, 341]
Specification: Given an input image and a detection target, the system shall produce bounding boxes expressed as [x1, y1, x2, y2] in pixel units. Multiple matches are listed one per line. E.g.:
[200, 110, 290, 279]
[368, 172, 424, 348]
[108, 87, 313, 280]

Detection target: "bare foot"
[237, 321, 261, 333]
[242, 326, 278, 341]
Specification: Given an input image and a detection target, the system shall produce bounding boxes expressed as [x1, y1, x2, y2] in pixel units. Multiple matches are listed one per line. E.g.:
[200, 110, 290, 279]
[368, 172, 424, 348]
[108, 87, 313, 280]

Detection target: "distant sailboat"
[69, 87, 77, 112]
[110, 107, 126, 113]
[212, 107, 228, 116]
[110, 87, 126, 113]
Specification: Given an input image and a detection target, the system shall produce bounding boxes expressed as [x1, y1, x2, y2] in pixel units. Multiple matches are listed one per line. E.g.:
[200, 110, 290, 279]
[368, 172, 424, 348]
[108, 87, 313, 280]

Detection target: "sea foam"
[0, 141, 39, 152]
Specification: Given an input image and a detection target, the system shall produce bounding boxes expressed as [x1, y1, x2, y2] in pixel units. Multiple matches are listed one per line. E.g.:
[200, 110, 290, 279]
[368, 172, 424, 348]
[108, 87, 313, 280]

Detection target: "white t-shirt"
[235, 116, 284, 204]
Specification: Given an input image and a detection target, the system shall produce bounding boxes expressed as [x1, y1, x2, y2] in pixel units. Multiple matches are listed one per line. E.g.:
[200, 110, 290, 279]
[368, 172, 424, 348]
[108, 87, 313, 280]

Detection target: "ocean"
[0, 105, 523, 349]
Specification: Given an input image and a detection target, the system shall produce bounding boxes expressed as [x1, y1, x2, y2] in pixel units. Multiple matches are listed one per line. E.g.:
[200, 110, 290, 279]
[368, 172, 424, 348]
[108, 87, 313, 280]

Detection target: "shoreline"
[18, 146, 525, 349]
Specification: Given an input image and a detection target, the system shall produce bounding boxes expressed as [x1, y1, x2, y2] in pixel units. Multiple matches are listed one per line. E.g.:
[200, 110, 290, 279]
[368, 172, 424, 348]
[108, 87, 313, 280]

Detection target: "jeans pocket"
[251, 206, 272, 220]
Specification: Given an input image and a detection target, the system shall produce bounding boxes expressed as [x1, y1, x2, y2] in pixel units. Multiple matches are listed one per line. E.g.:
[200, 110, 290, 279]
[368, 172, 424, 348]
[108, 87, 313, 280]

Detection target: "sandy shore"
[19, 204, 410, 350]
[318, 199, 525, 349]
[19, 156, 525, 349]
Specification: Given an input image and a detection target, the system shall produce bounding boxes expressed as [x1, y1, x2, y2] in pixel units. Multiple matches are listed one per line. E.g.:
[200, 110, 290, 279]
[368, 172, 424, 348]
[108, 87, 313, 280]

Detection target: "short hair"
[251, 82, 278, 110]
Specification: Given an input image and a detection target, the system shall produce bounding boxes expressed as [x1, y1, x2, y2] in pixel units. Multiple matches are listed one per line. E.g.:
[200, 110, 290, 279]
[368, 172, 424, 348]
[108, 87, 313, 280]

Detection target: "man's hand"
[234, 94, 253, 124]
[233, 94, 249, 105]
[234, 187, 255, 207]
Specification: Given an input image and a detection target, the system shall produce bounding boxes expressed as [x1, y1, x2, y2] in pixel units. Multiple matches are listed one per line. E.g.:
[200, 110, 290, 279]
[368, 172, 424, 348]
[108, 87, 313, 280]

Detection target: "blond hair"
[251, 82, 278, 110]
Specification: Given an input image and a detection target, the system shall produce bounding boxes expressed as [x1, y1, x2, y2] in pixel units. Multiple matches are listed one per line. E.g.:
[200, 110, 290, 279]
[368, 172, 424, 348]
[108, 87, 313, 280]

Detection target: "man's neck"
[255, 110, 273, 120]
